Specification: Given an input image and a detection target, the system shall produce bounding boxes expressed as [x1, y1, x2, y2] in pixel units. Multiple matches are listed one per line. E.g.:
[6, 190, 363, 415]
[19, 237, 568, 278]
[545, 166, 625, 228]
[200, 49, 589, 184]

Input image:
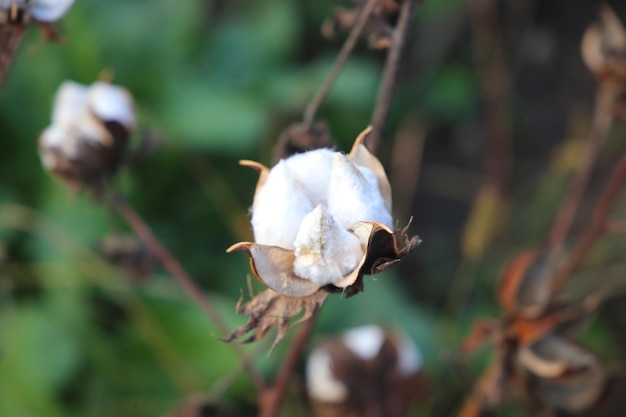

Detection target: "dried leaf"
[498, 250, 555, 318]
[225, 288, 327, 350]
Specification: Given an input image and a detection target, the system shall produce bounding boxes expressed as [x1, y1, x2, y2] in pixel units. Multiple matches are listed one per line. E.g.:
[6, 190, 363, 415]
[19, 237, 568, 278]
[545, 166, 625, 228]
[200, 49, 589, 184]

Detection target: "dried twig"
[368, 0, 420, 153]
[547, 82, 617, 255]
[109, 192, 267, 391]
[303, 0, 380, 128]
[0, 28, 24, 89]
[551, 152, 626, 294]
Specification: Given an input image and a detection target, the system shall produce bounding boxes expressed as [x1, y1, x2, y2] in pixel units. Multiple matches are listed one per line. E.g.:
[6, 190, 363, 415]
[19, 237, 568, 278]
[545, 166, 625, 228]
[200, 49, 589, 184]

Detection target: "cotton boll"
[283, 148, 335, 206]
[396, 332, 423, 376]
[328, 154, 393, 229]
[252, 161, 314, 249]
[293, 205, 363, 285]
[306, 346, 348, 403]
[52, 81, 89, 129]
[342, 325, 385, 360]
[39, 126, 76, 169]
[88, 82, 136, 131]
[30, 0, 75, 22]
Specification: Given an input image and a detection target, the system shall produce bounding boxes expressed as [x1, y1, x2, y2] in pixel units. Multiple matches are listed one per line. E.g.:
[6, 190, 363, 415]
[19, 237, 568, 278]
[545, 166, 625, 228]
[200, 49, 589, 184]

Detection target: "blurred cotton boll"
[38, 80, 136, 193]
[306, 325, 427, 417]
[229, 127, 421, 298]
[0, 0, 74, 25]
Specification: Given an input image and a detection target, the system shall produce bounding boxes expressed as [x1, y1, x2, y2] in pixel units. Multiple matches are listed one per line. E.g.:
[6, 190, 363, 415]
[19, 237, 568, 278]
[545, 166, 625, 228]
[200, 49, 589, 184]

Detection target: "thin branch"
[551, 152, 626, 294]
[258, 310, 319, 417]
[303, 0, 379, 128]
[368, 0, 420, 153]
[547, 82, 617, 254]
[108, 192, 267, 391]
[0, 28, 25, 90]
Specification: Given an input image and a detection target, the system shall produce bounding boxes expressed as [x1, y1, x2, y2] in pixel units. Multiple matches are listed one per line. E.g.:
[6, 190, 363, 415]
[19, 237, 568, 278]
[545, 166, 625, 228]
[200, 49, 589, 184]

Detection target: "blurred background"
[2, 0, 626, 416]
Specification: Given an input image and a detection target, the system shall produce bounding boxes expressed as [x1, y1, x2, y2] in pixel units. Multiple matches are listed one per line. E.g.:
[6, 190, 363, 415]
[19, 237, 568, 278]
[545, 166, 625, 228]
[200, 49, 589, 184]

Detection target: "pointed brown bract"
[581, 5, 626, 82]
[224, 288, 327, 351]
[459, 249, 608, 416]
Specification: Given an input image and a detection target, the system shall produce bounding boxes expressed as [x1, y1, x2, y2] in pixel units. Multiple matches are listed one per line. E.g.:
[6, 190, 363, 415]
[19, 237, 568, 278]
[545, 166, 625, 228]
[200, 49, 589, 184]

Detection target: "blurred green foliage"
[1, 0, 626, 416]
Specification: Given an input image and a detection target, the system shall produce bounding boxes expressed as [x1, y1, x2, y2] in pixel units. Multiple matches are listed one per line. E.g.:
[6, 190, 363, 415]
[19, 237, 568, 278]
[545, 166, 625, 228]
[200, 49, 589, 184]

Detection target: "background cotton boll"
[252, 161, 314, 249]
[396, 332, 423, 375]
[39, 126, 74, 169]
[88, 82, 136, 131]
[306, 346, 348, 403]
[342, 325, 385, 360]
[283, 148, 335, 206]
[30, 0, 75, 22]
[51, 81, 89, 129]
[293, 205, 363, 285]
[327, 154, 393, 229]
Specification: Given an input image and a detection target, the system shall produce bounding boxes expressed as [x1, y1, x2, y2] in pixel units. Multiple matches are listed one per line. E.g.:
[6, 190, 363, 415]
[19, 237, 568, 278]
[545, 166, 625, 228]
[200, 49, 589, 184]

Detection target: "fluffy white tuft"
[342, 325, 386, 360]
[88, 82, 136, 130]
[283, 148, 335, 206]
[327, 154, 392, 230]
[252, 161, 314, 249]
[396, 332, 423, 375]
[52, 81, 88, 129]
[306, 346, 348, 403]
[31, 0, 75, 22]
[293, 205, 363, 285]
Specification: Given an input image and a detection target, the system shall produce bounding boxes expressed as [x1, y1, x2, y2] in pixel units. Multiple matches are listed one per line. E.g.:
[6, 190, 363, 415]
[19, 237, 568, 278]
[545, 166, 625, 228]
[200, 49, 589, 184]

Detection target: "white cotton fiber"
[293, 205, 363, 285]
[252, 161, 314, 249]
[283, 148, 335, 206]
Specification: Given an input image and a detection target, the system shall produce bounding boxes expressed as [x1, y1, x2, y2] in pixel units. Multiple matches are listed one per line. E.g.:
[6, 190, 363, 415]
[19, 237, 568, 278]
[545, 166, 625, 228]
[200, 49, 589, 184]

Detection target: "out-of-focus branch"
[109, 192, 267, 392]
[257, 310, 318, 417]
[369, 0, 420, 153]
[0, 28, 24, 90]
[303, 0, 380, 128]
[547, 82, 617, 256]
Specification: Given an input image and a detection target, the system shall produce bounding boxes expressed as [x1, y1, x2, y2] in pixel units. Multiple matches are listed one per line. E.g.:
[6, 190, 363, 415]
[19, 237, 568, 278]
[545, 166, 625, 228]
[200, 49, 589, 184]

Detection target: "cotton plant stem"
[302, 0, 379, 128]
[547, 82, 617, 255]
[0, 28, 24, 90]
[368, 0, 419, 153]
[258, 310, 319, 417]
[109, 192, 267, 391]
[551, 152, 626, 295]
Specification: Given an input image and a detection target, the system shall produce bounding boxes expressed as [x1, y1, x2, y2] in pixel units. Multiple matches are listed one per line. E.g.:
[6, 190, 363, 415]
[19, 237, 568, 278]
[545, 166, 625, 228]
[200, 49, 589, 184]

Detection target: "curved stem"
[547, 83, 617, 255]
[368, 0, 419, 153]
[551, 152, 626, 294]
[109, 192, 267, 391]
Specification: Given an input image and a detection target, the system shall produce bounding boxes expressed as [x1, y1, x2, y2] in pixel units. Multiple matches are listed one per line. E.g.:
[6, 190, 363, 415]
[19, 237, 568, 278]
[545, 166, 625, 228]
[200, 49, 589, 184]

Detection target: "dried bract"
[460, 250, 608, 416]
[581, 5, 626, 82]
[38, 80, 136, 193]
[224, 288, 327, 350]
[306, 325, 427, 417]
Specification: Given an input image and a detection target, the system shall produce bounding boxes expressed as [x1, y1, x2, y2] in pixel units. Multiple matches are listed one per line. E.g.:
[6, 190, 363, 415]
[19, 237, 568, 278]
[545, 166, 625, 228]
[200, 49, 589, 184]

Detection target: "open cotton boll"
[252, 161, 314, 249]
[39, 126, 78, 169]
[293, 205, 363, 285]
[52, 81, 89, 129]
[30, 0, 75, 22]
[88, 82, 136, 130]
[306, 346, 348, 403]
[328, 154, 393, 229]
[283, 148, 335, 206]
